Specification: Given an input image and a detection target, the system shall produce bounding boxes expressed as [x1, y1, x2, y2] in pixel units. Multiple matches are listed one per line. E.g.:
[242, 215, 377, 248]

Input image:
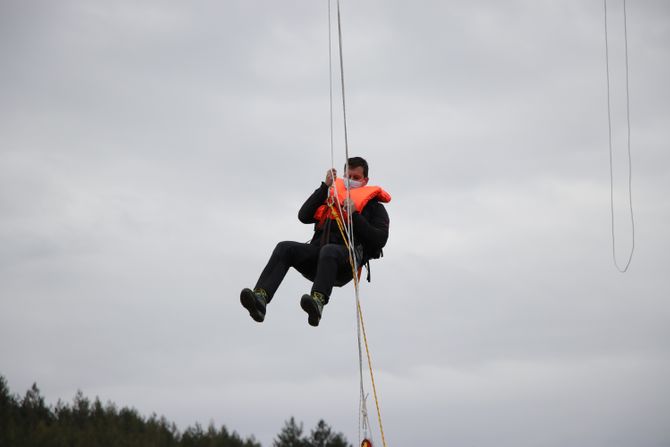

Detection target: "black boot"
[240, 288, 268, 322]
[300, 291, 327, 327]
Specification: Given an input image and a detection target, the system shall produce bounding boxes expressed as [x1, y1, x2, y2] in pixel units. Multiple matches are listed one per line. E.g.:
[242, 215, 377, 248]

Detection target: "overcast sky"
[1, 1, 669, 446]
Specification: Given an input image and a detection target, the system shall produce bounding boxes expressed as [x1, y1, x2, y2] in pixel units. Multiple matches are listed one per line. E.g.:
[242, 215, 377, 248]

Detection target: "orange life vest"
[313, 178, 391, 225]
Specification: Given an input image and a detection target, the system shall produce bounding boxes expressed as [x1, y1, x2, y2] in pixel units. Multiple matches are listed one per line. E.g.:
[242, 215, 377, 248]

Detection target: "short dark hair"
[347, 156, 369, 177]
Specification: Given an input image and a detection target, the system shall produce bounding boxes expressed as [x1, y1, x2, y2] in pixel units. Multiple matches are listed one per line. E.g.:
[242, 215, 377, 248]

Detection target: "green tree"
[274, 418, 351, 447]
[307, 420, 350, 447]
[273, 417, 309, 447]
[0, 376, 19, 446]
[0, 374, 343, 447]
[22, 382, 52, 422]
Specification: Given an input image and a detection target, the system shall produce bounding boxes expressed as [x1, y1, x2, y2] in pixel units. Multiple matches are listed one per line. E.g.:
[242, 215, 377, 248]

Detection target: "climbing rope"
[327, 202, 388, 447]
[604, 0, 635, 272]
[327, 0, 336, 177]
[326, 2, 388, 445]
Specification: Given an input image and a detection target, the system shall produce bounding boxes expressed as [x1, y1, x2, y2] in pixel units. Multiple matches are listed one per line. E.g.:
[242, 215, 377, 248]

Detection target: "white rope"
[604, 0, 635, 273]
[327, 2, 360, 440]
[361, 393, 373, 444]
[328, 0, 336, 176]
[335, 0, 357, 247]
[327, 1, 378, 445]
[333, 0, 363, 394]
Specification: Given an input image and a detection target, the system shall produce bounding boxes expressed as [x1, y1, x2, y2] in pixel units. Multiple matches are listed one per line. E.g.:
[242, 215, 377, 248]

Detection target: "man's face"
[346, 165, 369, 186]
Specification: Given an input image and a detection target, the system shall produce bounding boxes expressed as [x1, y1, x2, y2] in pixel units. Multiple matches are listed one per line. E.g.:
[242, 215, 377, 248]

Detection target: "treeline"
[0, 376, 351, 447]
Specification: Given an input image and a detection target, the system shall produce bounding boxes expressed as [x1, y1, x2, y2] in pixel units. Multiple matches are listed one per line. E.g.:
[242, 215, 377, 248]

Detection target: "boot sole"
[300, 294, 321, 327]
[240, 288, 265, 323]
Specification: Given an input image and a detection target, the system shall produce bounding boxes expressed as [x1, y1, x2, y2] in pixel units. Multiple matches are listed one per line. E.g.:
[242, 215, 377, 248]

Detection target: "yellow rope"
[328, 204, 388, 447]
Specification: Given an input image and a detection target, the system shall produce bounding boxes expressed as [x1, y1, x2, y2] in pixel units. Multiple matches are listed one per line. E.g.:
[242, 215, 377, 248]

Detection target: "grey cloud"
[1, 1, 669, 447]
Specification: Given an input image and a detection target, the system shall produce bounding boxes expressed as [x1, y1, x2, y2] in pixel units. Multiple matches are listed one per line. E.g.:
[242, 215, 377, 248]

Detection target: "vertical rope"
[328, 0, 334, 169]
[329, 205, 387, 447]
[604, 0, 635, 273]
[335, 0, 356, 245]
[355, 280, 388, 447]
[327, 2, 364, 442]
[336, 0, 350, 165]
[329, 1, 388, 445]
[333, 4, 368, 443]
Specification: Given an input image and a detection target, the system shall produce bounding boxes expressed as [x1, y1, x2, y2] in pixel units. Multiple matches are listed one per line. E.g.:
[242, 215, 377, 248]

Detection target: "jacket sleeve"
[351, 201, 389, 250]
[298, 182, 329, 224]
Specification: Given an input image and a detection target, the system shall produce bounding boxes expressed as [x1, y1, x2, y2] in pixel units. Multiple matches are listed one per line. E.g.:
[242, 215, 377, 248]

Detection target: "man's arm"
[298, 169, 337, 224]
[298, 182, 329, 224]
[351, 201, 389, 250]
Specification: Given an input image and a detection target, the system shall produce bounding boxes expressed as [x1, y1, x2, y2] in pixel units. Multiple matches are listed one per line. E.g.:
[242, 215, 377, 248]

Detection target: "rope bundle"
[326, 1, 388, 446]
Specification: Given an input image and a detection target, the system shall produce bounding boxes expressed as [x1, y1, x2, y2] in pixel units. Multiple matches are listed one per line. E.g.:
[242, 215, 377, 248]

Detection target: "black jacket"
[298, 182, 390, 262]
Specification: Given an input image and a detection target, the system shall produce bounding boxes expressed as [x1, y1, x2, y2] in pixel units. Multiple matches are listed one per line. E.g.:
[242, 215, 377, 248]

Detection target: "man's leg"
[254, 241, 319, 301]
[312, 244, 351, 299]
[301, 243, 351, 326]
[242, 241, 318, 322]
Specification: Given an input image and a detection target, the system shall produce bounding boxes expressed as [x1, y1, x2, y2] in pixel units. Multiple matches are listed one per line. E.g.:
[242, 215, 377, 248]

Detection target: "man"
[240, 156, 391, 327]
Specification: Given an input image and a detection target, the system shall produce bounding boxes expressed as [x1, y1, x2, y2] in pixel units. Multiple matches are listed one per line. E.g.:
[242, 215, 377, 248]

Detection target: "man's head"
[345, 156, 369, 188]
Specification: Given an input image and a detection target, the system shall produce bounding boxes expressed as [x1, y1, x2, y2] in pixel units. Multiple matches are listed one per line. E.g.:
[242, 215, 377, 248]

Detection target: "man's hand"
[325, 168, 337, 186]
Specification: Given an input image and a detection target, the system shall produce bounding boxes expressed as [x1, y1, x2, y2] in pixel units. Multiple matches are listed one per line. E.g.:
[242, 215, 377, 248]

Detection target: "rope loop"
[604, 0, 636, 273]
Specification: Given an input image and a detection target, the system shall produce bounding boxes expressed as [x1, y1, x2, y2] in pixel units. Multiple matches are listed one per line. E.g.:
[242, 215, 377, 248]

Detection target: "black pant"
[255, 241, 353, 302]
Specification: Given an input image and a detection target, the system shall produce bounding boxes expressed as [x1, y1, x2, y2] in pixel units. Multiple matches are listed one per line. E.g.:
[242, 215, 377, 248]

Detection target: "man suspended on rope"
[240, 156, 391, 327]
